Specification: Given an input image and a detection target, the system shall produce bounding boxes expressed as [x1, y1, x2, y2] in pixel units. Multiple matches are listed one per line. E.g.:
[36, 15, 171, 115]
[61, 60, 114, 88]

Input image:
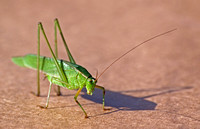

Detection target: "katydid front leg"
[74, 88, 88, 118]
[95, 85, 111, 111]
[95, 85, 105, 110]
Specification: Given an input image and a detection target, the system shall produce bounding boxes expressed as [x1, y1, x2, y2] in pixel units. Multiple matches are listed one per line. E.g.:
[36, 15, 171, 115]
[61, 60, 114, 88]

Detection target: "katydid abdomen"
[12, 54, 93, 90]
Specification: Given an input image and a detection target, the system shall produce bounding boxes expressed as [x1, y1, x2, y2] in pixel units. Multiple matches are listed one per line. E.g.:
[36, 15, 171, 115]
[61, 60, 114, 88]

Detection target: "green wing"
[12, 54, 67, 75]
[12, 54, 92, 78]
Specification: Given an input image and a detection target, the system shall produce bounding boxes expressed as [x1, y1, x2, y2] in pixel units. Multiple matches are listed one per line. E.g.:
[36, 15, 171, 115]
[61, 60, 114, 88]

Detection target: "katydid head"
[86, 77, 97, 95]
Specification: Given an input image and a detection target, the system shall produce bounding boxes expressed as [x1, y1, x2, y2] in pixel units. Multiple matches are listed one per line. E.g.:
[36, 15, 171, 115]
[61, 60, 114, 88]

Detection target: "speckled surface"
[0, 1, 200, 128]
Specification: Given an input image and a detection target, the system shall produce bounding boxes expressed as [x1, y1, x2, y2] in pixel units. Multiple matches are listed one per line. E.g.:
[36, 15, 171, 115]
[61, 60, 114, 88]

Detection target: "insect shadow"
[81, 86, 192, 111]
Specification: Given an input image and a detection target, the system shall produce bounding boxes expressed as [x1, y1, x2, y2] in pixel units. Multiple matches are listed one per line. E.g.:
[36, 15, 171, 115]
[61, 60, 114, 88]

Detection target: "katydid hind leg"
[74, 88, 88, 118]
[36, 22, 41, 96]
[54, 19, 61, 96]
[38, 22, 68, 89]
[31, 21, 42, 96]
[54, 18, 76, 95]
[54, 18, 76, 64]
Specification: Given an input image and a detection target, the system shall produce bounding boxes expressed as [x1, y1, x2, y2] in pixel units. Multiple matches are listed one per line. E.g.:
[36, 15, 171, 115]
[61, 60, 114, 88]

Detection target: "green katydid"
[11, 18, 176, 118]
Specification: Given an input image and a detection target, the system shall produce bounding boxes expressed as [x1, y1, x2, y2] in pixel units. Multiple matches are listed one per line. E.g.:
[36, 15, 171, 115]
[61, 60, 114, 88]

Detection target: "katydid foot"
[103, 107, 111, 111]
[30, 91, 40, 97]
[37, 105, 47, 109]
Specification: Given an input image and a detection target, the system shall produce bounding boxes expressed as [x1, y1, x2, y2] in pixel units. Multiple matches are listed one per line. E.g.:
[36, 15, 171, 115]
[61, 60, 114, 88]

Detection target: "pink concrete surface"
[0, 1, 200, 128]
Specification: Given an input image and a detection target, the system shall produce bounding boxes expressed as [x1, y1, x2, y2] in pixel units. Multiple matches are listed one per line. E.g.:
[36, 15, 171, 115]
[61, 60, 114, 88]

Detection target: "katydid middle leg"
[38, 80, 53, 108]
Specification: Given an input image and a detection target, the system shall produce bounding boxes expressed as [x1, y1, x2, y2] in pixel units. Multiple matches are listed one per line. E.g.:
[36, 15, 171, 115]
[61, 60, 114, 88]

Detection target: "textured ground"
[0, 0, 200, 128]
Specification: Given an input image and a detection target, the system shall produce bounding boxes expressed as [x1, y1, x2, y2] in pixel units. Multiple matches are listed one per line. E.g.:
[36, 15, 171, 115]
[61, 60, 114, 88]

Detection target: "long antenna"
[96, 28, 177, 80]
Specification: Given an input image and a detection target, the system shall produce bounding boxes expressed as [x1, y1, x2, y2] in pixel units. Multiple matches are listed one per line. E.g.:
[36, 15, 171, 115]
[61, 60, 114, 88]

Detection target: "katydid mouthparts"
[12, 18, 176, 118]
